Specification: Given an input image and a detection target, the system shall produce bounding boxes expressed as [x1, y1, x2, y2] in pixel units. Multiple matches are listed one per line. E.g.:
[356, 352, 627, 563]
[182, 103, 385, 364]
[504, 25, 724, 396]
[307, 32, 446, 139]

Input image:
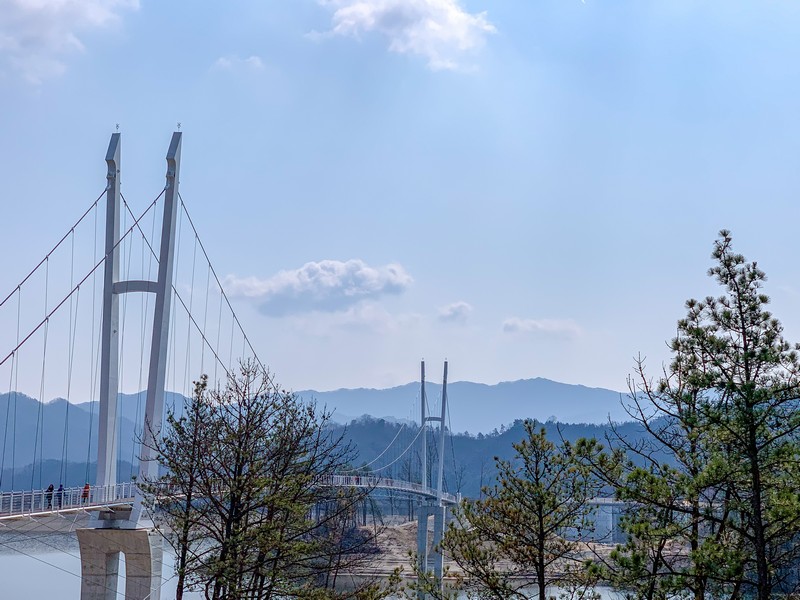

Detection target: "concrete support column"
[416, 506, 431, 574]
[431, 505, 445, 577]
[416, 504, 446, 599]
[77, 528, 163, 600]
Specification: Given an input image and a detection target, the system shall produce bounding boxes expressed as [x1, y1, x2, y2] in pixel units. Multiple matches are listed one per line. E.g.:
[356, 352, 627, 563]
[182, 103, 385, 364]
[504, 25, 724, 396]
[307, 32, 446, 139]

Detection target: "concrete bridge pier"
[417, 504, 446, 598]
[77, 528, 163, 600]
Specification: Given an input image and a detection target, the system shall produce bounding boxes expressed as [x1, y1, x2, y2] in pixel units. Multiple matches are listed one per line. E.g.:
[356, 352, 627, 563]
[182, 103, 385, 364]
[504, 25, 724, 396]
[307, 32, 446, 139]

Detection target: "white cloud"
[314, 0, 496, 71]
[438, 300, 472, 323]
[224, 259, 412, 316]
[0, 0, 138, 83]
[502, 317, 582, 338]
[211, 55, 265, 71]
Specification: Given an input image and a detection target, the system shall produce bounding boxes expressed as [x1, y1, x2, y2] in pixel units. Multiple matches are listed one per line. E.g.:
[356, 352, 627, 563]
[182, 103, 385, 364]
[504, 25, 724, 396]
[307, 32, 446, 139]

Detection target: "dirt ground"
[356, 520, 417, 575]
[357, 520, 449, 576]
[358, 520, 616, 578]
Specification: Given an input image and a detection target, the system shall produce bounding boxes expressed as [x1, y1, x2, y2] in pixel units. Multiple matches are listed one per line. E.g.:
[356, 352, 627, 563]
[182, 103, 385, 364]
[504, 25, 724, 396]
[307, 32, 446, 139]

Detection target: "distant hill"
[0, 391, 184, 491]
[298, 378, 629, 434]
[336, 415, 655, 499]
[1, 404, 648, 497]
[0, 379, 638, 493]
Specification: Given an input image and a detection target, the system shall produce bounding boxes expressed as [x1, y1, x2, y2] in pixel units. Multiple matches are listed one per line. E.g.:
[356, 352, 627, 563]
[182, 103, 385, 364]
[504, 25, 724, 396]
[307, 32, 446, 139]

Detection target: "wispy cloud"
[0, 0, 138, 83]
[502, 317, 582, 338]
[211, 55, 265, 72]
[312, 0, 496, 71]
[293, 302, 421, 335]
[438, 301, 472, 323]
[224, 259, 412, 316]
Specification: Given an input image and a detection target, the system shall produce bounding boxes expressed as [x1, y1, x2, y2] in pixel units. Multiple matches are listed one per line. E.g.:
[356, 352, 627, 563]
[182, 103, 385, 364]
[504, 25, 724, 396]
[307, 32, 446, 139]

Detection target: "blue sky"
[1, 0, 800, 396]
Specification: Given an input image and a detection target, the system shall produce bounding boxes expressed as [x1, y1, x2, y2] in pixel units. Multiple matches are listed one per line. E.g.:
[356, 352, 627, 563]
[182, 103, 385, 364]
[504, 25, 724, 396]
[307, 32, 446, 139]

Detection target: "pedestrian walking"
[45, 483, 54, 509]
[81, 482, 90, 504]
[56, 483, 64, 509]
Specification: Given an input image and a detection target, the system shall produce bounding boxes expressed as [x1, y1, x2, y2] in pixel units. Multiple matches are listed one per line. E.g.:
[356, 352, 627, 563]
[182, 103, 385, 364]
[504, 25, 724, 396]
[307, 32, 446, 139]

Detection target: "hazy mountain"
[0, 391, 181, 490]
[1, 406, 648, 497]
[0, 378, 636, 492]
[334, 415, 656, 499]
[298, 378, 630, 434]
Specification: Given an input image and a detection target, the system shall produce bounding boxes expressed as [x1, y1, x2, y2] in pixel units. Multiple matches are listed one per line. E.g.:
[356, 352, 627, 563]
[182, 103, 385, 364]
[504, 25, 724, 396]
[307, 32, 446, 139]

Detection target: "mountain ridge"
[1, 379, 637, 494]
[296, 377, 629, 434]
[0, 377, 631, 478]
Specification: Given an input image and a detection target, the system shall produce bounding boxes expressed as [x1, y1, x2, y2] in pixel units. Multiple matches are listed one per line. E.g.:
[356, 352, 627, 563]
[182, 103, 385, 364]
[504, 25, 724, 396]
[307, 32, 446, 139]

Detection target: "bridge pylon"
[417, 360, 450, 598]
[78, 131, 182, 600]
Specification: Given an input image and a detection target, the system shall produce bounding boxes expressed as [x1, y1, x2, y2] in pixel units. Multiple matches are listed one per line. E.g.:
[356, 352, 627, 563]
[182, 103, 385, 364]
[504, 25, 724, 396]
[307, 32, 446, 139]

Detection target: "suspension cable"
[0, 189, 165, 368]
[120, 195, 260, 386]
[183, 234, 198, 396]
[169, 206, 183, 396]
[200, 264, 211, 373]
[0, 188, 106, 310]
[447, 387, 458, 493]
[130, 201, 157, 478]
[31, 257, 50, 490]
[11, 289, 21, 489]
[60, 230, 78, 484]
[358, 424, 427, 475]
[85, 203, 100, 485]
[171, 289, 231, 380]
[178, 193, 266, 373]
[0, 353, 13, 489]
[120, 191, 157, 477]
[341, 423, 407, 473]
[115, 199, 138, 479]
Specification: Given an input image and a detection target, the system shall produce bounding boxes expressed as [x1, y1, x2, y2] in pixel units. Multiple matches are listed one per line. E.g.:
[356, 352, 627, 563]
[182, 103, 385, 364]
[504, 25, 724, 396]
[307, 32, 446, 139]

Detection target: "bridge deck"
[0, 476, 458, 522]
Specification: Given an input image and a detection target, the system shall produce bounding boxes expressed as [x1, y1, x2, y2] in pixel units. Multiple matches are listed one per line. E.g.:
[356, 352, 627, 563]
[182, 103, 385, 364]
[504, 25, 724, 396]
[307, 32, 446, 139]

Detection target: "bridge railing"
[0, 482, 137, 519]
[0, 475, 463, 519]
[326, 474, 460, 505]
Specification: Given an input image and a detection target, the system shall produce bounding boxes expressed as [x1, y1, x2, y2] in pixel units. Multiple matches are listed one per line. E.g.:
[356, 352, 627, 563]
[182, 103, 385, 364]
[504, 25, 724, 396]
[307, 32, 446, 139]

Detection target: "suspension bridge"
[0, 133, 460, 599]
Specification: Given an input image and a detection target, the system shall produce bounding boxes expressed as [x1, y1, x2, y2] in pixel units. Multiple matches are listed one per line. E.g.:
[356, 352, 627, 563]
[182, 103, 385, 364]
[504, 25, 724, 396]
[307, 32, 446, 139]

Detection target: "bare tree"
[140, 375, 210, 599]
[141, 360, 391, 600]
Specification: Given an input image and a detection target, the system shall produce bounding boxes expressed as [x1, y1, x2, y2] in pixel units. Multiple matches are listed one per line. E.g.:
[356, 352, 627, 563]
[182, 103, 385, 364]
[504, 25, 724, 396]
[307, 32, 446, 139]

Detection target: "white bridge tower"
[417, 359, 450, 596]
[77, 132, 182, 600]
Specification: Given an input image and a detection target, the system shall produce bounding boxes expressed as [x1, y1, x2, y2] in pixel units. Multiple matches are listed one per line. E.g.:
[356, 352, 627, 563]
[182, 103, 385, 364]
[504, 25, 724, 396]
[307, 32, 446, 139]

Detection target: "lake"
[0, 532, 623, 599]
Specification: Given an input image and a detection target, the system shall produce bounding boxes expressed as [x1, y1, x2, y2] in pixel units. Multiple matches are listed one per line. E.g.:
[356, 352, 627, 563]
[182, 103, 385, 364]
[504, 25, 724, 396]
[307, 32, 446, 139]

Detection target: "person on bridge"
[56, 484, 64, 509]
[81, 483, 90, 504]
[45, 484, 54, 509]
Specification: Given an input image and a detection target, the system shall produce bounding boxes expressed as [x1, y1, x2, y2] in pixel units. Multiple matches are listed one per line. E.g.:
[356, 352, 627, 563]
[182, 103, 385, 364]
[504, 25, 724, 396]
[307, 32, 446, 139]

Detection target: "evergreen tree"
[581, 231, 800, 600]
[681, 230, 800, 598]
[443, 421, 601, 600]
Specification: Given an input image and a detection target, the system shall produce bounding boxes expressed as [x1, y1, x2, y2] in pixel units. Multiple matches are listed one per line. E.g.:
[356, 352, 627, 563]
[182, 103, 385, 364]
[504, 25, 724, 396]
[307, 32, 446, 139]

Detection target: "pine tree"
[582, 231, 800, 600]
[679, 230, 800, 598]
[444, 421, 601, 600]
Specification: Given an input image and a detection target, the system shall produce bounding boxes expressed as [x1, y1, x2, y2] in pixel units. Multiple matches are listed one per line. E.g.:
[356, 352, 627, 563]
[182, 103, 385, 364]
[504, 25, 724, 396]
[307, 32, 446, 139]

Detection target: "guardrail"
[0, 476, 466, 520]
[0, 482, 137, 519]
[326, 475, 460, 505]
